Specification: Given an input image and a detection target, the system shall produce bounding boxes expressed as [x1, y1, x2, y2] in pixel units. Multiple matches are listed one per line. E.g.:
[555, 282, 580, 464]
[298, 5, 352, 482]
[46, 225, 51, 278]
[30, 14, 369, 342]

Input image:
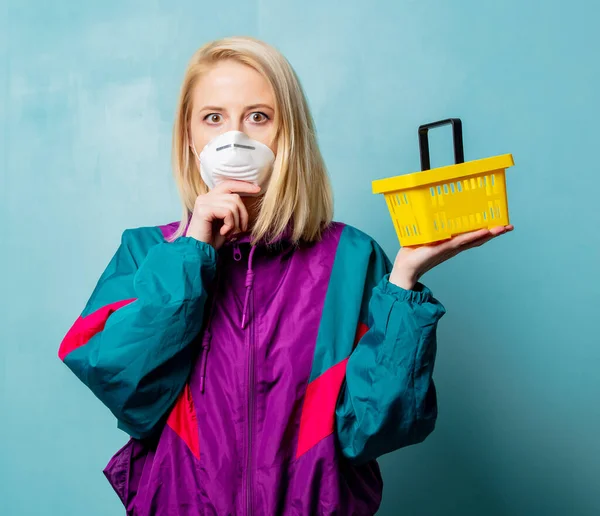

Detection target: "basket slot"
[386, 197, 397, 217]
[393, 193, 411, 206]
[430, 187, 438, 207]
[435, 213, 445, 231]
[394, 219, 402, 237]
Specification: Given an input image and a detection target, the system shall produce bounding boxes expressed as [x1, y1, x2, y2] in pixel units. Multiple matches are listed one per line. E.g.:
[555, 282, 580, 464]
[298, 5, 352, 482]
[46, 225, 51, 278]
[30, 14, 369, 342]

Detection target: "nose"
[223, 116, 243, 133]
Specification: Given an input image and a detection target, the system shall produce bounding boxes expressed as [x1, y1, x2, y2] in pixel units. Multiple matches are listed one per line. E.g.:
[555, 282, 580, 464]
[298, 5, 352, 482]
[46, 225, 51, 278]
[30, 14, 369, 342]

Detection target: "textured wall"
[1, 1, 598, 514]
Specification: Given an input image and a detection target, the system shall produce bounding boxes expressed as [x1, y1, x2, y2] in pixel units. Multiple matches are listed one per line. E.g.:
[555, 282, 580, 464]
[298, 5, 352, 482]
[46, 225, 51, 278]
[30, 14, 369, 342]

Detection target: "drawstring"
[241, 246, 257, 329]
[198, 261, 221, 394]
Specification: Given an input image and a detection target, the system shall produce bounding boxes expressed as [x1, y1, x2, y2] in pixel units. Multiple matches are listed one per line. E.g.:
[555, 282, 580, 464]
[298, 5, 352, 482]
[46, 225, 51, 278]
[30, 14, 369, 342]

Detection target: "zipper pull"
[199, 331, 211, 393]
[241, 270, 255, 329]
[233, 243, 242, 262]
[240, 246, 257, 329]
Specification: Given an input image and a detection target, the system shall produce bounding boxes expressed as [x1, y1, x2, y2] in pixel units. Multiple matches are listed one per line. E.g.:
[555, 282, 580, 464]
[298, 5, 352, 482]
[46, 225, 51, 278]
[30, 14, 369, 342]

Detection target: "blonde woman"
[58, 36, 511, 515]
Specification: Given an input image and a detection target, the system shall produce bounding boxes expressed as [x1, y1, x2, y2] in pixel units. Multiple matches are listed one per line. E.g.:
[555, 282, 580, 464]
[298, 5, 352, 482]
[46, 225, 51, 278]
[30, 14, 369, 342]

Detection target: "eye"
[248, 112, 269, 124]
[204, 113, 223, 124]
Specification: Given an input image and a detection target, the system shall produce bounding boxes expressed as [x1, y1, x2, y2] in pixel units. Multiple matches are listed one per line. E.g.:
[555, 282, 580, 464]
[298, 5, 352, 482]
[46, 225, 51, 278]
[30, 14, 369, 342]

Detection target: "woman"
[58, 36, 511, 515]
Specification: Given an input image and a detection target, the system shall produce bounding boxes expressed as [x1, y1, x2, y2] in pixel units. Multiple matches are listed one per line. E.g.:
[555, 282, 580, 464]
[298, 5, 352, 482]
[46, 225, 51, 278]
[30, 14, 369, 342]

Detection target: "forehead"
[192, 59, 275, 109]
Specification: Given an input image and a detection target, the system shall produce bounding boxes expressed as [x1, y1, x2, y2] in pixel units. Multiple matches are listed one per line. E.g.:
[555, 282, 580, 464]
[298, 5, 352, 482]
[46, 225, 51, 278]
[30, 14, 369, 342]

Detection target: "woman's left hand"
[389, 225, 514, 290]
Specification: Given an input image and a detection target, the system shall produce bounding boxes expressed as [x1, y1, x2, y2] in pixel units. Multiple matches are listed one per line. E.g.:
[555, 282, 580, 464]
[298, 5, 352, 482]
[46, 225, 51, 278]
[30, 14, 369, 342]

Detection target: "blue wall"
[1, 1, 598, 514]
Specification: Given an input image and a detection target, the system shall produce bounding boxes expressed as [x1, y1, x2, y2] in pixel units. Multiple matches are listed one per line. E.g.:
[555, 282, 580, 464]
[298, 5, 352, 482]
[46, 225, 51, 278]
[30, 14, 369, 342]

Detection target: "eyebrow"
[198, 103, 274, 112]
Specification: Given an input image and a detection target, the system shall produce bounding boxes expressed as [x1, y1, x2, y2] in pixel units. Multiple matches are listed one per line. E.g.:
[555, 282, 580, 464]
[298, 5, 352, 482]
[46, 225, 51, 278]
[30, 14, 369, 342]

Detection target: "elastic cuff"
[379, 274, 433, 304]
[172, 236, 217, 263]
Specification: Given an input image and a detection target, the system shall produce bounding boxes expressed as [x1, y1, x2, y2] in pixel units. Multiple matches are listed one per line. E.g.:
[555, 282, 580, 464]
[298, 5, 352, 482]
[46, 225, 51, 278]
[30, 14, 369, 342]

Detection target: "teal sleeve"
[335, 248, 446, 464]
[62, 230, 216, 439]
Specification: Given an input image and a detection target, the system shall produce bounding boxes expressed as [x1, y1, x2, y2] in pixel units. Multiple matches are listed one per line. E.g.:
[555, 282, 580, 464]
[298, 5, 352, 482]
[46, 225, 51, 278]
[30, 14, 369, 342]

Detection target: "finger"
[455, 226, 509, 250]
[460, 234, 496, 250]
[207, 205, 238, 236]
[213, 180, 262, 195]
[217, 200, 241, 234]
[450, 225, 512, 248]
[488, 226, 509, 237]
[219, 210, 237, 236]
[433, 229, 491, 253]
[226, 194, 249, 231]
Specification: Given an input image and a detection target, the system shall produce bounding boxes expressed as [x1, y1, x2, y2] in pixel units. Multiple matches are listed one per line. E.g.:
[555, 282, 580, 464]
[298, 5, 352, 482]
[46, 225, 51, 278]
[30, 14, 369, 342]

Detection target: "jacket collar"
[226, 222, 294, 247]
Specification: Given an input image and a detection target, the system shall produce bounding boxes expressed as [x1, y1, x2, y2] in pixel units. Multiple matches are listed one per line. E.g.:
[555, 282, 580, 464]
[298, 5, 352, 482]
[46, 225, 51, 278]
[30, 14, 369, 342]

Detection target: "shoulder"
[318, 222, 391, 274]
[323, 221, 385, 255]
[119, 220, 182, 256]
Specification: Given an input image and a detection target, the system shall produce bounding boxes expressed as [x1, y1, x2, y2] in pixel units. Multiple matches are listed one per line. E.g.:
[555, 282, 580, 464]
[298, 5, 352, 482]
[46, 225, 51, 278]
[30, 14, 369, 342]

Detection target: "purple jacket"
[59, 221, 445, 515]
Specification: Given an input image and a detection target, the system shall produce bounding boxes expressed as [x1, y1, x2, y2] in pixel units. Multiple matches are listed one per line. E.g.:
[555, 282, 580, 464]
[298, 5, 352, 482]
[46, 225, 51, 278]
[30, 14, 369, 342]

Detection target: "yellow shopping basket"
[372, 118, 514, 246]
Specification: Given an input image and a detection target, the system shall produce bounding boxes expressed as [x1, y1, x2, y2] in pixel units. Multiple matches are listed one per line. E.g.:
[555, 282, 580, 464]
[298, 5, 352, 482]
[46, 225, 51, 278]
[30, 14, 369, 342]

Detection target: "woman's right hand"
[185, 180, 261, 249]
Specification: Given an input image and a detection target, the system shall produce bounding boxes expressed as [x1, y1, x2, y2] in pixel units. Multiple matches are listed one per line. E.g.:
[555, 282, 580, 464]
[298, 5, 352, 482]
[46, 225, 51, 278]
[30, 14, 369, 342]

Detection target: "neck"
[244, 196, 262, 229]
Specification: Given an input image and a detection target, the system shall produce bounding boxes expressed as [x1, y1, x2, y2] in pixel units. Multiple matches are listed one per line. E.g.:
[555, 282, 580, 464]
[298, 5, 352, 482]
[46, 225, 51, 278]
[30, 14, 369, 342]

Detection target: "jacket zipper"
[246, 285, 255, 516]
[236, 242, 254, 516]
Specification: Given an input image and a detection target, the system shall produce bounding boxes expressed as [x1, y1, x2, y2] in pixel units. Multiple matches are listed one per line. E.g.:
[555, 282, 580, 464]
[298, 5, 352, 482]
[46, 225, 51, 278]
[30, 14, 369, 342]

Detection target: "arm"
[335, 245, 446, 464]
[335, 224, 512, 464]
[58, 229, 216, 439]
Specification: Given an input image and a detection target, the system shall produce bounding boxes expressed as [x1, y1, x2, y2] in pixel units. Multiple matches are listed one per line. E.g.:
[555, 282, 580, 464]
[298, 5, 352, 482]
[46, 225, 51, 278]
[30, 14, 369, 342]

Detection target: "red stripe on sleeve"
[354, 322, 369, 347]
[58, 299, 136, 361]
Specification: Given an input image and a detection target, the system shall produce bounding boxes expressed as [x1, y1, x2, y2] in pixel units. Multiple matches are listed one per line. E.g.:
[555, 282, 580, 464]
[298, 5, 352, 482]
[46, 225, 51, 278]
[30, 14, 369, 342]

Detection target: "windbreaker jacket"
[58, 221, 445, 515]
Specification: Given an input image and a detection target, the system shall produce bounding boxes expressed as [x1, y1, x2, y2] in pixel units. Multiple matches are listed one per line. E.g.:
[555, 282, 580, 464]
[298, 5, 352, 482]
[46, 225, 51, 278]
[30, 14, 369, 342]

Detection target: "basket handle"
[418, 118, 465, 171]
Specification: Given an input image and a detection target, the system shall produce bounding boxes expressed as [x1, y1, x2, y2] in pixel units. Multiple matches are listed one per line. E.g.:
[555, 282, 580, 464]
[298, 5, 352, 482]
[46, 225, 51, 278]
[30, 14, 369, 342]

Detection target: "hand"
[389, 225, 514, 290]
[185, 180, 261, 250]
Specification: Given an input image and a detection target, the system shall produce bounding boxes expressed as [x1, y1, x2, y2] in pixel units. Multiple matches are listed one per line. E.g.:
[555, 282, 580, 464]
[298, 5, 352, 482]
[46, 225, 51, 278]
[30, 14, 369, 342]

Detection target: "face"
[189, 59, 278, 156]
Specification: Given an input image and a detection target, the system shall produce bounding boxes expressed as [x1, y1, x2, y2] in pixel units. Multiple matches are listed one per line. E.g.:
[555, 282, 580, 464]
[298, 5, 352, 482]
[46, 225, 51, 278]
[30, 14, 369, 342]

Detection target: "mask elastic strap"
[191, 141, 201, 162]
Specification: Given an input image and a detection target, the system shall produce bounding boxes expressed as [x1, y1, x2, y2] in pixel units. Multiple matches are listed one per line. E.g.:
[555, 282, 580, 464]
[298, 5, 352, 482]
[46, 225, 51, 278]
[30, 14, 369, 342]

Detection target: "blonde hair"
[170, 36, 333, 244]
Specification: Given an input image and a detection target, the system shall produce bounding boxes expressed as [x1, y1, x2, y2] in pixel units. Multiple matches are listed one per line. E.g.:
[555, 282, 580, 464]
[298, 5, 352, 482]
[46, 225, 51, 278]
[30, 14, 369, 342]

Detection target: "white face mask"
[192, 130, 276, 191]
